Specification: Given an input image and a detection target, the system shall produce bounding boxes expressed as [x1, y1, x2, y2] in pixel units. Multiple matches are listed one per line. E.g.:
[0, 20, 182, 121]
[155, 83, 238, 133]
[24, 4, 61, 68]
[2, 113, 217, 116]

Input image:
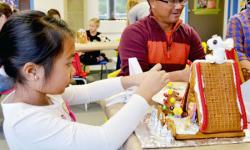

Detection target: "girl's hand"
[121, 64, 165, 89]
[136, 64, 169, 105]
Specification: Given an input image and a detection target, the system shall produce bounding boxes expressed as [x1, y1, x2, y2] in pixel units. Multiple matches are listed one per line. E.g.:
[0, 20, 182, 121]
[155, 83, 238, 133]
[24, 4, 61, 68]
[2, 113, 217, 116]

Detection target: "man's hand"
[240, 60, 250, 71]
[240, 60, 250, 80]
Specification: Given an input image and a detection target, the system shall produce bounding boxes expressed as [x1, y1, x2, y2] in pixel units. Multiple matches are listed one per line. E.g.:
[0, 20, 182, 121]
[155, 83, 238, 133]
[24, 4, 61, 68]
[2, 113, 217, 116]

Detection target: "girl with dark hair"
[0, 10, 168, 150]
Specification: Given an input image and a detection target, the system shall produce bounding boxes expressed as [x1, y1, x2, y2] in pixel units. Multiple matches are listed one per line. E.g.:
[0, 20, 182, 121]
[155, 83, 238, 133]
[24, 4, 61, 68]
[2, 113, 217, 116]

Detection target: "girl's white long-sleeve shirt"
[1, 77, 149, 150]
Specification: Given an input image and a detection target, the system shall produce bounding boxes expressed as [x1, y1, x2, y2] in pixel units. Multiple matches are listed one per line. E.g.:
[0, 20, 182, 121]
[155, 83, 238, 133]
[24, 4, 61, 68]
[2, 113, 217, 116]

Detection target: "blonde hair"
[89, 18, 100, 27]
[126, 0, 139, 13]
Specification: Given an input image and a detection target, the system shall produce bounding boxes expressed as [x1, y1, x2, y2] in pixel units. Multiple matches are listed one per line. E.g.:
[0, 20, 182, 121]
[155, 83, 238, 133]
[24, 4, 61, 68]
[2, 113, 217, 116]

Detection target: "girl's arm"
[14, 94, 148, 150]
[13, 64, 168, 150]
[62, 74, 143, 105]
[62, 77, 125, 105]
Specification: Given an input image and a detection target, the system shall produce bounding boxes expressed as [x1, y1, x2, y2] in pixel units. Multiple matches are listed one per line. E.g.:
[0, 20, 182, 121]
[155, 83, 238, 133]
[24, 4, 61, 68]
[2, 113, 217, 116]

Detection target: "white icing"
[231, 62, 244, 129]
[192, 59, 235, 64]
[166, 116, 199, 135]
[194, 65, 204, 126]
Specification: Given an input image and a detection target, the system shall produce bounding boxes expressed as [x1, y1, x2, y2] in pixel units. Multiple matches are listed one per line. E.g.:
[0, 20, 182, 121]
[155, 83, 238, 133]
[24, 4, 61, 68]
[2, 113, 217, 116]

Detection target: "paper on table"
[241, 79, 250, 122]
[128, 57, 143, 75]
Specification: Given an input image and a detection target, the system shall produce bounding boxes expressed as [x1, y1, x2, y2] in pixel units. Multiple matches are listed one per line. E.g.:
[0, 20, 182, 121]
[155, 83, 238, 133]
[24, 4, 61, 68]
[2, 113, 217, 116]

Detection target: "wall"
[98, 20, 127, 40]
[32, 0, 67, 19]
[188, 0, 225, 41]
[66, 0, 84, 32]
[85, 0, 99, 24]
[31, 0, 126, 40]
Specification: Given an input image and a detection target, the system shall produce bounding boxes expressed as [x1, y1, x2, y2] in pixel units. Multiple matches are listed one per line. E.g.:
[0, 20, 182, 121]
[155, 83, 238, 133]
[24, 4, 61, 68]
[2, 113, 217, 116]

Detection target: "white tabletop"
[75, 41, 119, 52]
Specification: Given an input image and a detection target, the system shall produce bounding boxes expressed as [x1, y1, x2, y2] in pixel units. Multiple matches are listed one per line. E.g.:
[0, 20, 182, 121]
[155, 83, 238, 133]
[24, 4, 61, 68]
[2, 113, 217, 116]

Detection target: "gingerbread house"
[175, 60, 248, 139]
[156, 36, 248, 140]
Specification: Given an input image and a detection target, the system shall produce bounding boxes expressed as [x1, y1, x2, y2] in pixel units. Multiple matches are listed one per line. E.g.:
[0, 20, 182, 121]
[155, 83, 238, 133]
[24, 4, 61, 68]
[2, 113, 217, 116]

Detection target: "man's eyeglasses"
[158, 0, 188, 6]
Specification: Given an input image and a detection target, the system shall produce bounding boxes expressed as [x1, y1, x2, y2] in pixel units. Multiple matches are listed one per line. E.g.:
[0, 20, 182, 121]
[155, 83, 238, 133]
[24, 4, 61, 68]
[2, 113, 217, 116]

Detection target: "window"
[99, 0, 109, 19]
[114, 0, 126, 19]
[99, 0, 126, 20]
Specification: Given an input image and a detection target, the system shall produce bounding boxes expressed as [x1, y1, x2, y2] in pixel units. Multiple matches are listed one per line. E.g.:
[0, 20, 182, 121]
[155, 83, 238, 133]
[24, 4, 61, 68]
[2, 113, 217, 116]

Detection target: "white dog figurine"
[206, 35, 234, 64]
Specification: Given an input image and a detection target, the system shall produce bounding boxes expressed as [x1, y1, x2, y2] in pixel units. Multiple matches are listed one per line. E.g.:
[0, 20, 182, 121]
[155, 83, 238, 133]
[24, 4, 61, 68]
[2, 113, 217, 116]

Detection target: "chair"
[99, 60, 108, 79]
[72, 53, 87, 84]
[107, 69, 121, 78]
[72, 53, 89, 111]
[84, 60, 108, 80]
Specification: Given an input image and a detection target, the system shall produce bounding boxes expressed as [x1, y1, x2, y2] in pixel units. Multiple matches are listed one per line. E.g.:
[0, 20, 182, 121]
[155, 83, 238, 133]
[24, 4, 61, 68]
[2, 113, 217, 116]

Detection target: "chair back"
[72, 53, 87, 78]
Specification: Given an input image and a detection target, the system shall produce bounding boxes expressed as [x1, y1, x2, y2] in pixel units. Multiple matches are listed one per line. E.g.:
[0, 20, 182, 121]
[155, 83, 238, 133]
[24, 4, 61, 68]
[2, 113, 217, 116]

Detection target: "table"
[105, 103, 250, 150]
[75, 41, 119, 52]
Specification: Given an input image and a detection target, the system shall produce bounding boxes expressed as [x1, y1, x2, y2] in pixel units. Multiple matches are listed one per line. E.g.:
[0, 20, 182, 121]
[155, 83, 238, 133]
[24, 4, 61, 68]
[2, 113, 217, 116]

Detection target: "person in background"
[127, 0, 150, 24]
[226, 0, 250, 81]
[80, 18, 109, 65]
[118, 0, 205, 81]
[0, 2, 13, 93]
[0, 2, 12, 31]
[115, 0, 141, 69]
[47, 8, 61, 19]
[0, 10, 169, 150]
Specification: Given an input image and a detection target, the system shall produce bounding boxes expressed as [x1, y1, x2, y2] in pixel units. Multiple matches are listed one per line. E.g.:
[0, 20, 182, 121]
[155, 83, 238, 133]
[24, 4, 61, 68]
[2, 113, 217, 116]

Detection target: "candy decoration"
[167, 82, 173, 87]
[162, 105, 167, 111]
[169, 97, 176, 104]
[173, 102, 183, 117]
[168, 89, 173, 95]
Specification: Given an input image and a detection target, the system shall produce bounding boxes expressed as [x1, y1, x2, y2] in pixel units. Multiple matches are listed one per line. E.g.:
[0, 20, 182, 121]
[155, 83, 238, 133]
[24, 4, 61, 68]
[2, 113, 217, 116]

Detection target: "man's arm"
[188, 27, 205, 61]
[118, 25, 149, 76]
[227, 16, 250, 79]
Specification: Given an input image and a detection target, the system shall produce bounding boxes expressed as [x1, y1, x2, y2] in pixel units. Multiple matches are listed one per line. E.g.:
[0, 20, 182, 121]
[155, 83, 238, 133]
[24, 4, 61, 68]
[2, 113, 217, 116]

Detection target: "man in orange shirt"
[119, 0, 205, 81]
